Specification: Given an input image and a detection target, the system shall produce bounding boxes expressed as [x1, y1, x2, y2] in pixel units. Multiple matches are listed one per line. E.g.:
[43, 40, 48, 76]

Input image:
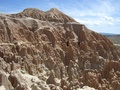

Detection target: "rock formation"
[0, 8, 120, 90]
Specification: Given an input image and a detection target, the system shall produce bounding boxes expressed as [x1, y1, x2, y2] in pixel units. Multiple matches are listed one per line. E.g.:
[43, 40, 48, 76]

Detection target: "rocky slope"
[0, 8, 120, 90]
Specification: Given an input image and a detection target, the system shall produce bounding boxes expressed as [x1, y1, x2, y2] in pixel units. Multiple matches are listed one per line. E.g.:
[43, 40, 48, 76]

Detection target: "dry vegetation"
[106, 35, 120, 51]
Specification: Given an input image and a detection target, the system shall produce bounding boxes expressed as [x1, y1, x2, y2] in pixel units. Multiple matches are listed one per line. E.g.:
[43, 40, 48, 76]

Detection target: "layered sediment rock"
[0, 8, 120, 90]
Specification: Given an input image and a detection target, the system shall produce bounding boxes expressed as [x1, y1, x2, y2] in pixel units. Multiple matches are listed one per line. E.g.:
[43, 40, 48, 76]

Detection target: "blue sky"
[0, 0, 120, 34]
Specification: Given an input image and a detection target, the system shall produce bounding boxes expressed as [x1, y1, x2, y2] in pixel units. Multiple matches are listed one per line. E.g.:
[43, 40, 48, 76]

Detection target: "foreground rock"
[0, 8, 120, 90]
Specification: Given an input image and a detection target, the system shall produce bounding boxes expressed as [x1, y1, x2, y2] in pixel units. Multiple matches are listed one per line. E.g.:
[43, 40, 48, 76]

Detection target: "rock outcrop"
[0, 8, 120, 90]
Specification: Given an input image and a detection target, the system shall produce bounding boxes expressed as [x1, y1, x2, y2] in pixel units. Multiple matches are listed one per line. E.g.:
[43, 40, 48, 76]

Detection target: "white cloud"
[62, 0, 115, 18]
[75, 17, 115, 26]
[107, 22, 114, 25]
[104, 16, 113, 21]
[117, 19, 120, 22]
[75, 18, 102, 26]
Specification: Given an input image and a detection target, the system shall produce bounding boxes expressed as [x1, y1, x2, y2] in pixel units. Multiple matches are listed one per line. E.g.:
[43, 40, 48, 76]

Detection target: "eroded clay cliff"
[0, 8, 120, 90]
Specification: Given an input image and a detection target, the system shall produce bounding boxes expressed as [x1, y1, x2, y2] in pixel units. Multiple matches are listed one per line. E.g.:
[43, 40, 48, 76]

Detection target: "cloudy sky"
[0, 0, 120, 34]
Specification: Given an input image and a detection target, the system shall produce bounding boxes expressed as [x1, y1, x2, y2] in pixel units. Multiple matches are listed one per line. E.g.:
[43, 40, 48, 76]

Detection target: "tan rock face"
[0, 8, 120, 90]
[0, 70, 13, 90]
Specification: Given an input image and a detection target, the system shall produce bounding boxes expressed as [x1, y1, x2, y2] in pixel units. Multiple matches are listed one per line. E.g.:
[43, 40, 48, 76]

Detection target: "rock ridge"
[9, 8, 76, 23]
[0, 8, 120, 90]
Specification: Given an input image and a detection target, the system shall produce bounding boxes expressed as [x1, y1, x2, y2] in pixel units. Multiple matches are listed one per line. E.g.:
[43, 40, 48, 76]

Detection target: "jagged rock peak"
[48, 8, 60, 12]
[19, 8, 46, 20]
[45, 8, 76, 22]
[46, 8, 65, 14]
[10, 8, 76, 22]
[22, 8, 44, 13]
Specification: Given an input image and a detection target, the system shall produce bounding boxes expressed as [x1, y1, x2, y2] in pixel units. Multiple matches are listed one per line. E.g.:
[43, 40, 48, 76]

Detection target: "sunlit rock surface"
[0, 8, 120, 90]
